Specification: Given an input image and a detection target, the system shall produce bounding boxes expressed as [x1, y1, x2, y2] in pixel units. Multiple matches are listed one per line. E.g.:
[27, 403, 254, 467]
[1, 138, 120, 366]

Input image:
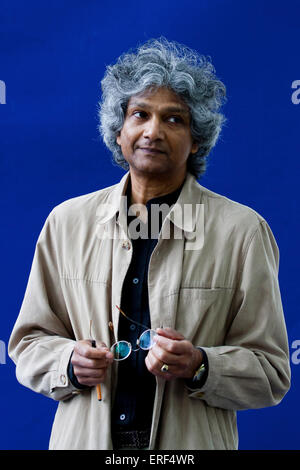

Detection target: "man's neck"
[128, 170, 186, 205]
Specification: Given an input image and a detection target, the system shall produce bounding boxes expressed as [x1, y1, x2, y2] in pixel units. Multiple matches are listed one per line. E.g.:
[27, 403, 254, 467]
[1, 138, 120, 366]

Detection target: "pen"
[91, 339, 102, 402]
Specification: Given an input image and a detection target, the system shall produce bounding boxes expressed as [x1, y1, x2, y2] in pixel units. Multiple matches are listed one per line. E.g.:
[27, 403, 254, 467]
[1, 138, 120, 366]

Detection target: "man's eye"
[168, 116, 183, 123]
[133, 111, 147, 119]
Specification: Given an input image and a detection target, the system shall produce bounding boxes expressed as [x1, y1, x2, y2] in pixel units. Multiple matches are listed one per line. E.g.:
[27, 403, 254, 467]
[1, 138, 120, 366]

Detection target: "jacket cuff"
[186, 346, 223, 400]
[185, 348, 209, 390]
[50, 341, 84, 400]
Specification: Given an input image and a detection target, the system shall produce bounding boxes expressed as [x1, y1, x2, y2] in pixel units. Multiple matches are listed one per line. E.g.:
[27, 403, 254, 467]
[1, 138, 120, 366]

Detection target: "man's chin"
[127, 159, 171, 176]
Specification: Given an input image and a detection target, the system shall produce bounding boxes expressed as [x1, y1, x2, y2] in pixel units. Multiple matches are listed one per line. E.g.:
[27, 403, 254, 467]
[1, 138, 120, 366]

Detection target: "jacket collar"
[167, 172, 203, 233]
[96, 171, 202, 234]
[95, 172, 130, 225]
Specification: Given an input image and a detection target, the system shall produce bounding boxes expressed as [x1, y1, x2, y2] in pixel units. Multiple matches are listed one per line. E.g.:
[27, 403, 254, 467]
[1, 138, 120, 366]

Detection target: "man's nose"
[143, 116, 164, 140]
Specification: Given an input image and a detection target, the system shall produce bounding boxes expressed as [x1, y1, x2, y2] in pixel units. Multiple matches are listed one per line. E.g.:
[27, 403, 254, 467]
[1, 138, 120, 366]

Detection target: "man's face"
[116, 87, 199, 178]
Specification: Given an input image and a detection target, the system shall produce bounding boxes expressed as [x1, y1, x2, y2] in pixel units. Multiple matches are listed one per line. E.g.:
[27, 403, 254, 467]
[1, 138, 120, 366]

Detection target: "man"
[8, 38, 290, 450]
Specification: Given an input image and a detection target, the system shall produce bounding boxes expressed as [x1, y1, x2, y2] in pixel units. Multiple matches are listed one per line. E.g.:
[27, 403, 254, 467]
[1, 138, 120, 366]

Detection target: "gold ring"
[161, 363, 169, 372]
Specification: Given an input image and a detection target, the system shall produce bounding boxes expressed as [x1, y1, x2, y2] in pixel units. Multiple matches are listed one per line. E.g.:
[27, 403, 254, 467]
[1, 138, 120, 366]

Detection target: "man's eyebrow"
[127, 101, 190, 114]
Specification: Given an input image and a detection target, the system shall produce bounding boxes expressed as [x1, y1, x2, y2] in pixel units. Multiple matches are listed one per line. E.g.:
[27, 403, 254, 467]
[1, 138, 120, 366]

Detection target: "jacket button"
[60, 374, 67, 385]
[122, 240, 131, 250]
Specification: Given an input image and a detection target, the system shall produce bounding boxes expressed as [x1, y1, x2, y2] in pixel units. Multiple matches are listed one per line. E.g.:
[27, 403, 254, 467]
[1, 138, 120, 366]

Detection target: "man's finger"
[71, 354, 111, 369]
[75, 371, 108, 387]
[155, 327, 185, 340]
[73, 366, 107, 379]
[153, 335, 190, 355]
[74, 340, 111, 360]
[145, 352, 173, 380]
[151, 343, 182, 365]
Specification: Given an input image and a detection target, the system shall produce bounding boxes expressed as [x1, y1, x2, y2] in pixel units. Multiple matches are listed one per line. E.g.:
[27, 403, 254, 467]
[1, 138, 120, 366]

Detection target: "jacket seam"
[226, 221, 263, 325]
[164, 286, 234, 297]
[60, 276, 110, 285]
[179, 286, 235, 290]
[236, 222, 262, 285]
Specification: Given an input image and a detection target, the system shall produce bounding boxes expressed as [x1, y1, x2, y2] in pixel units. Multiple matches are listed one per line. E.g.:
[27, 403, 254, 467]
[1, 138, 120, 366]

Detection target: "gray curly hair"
[98, 37, 226, 179]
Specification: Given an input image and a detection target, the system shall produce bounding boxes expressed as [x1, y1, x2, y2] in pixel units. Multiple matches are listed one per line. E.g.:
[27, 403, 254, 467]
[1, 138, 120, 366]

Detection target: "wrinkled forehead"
[126, 86, 190, 114]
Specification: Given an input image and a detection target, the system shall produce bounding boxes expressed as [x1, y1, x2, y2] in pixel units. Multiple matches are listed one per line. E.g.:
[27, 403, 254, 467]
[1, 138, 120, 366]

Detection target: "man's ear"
[191, 141, 199, 154]
[116, 133, 121, 146]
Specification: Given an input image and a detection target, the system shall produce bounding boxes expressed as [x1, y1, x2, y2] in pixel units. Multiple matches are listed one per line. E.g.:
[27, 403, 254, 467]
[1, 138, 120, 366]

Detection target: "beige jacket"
[8, 172, 290, 450]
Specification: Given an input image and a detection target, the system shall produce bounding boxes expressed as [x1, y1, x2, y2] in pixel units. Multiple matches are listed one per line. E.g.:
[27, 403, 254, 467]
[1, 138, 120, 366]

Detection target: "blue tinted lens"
[139, 330, 157, 350]
[111, 341, 131, 360]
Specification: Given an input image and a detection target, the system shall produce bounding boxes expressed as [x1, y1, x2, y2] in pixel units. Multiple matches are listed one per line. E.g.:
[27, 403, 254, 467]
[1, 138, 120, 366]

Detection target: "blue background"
[1, 0, 299, 450]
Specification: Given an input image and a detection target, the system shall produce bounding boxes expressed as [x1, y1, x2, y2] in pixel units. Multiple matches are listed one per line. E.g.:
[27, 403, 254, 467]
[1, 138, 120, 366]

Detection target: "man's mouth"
[139, 147, 166, 155]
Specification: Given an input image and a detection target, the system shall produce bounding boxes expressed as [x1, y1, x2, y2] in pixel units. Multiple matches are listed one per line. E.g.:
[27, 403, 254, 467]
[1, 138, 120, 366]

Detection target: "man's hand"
[71, 340, 114, 387]
[145, 327, 203, 381]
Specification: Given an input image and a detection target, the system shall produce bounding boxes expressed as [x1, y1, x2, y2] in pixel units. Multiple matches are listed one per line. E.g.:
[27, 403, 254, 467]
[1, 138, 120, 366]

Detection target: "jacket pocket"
[175, 287, 232, 345]
[179, 287, 221, 300]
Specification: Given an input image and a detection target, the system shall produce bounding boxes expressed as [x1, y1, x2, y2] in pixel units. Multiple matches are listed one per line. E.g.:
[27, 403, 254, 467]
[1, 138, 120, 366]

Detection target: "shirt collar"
[96, 171, 202, 234]
[125, 177, 184, 212]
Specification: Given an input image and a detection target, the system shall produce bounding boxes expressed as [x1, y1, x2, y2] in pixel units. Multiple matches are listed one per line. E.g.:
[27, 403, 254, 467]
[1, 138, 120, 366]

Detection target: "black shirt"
[111, 181, 183, 433]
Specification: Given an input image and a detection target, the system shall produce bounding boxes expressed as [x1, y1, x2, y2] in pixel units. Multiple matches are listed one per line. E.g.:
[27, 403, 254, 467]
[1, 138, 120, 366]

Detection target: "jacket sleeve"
[8, 211, 79, 401]
[188, 220, 291, 410]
